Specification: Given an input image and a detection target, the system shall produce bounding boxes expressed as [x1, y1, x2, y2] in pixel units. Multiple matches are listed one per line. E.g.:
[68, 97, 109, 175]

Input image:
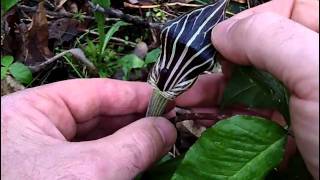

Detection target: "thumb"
[90, 117, 177, 179]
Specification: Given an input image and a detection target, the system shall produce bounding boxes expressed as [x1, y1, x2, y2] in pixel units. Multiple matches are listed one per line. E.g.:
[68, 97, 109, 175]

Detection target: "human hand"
[210, 0, 319, 178]
[1, 79, 177, 179]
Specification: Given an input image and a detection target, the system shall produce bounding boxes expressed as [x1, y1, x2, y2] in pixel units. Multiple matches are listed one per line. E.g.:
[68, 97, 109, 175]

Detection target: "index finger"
[212, 12, 319, 101]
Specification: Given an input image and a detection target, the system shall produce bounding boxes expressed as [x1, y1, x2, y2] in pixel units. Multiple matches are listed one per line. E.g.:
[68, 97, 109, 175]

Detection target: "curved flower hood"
[148, 0, 229, 100]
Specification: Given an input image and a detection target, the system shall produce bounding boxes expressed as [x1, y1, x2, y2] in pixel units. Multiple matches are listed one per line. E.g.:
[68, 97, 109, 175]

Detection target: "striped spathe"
[148, 0, 229, 100]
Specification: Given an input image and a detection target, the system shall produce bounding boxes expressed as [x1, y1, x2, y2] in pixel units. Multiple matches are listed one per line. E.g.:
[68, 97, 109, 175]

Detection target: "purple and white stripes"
[148, 0, 229, 100]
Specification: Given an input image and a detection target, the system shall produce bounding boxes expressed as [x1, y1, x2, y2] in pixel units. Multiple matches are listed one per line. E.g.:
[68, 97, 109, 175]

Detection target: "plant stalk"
[146, 89, 170, 117]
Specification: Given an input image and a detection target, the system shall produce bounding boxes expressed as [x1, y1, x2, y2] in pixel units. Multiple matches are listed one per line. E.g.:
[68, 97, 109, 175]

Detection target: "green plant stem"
[146, 89, 170, 117]
[63, 55, 84, 78]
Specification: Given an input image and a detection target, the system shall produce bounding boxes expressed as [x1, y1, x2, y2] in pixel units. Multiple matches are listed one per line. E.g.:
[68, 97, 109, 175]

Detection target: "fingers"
[75, 114, 144, 140]
[291, 0, 319, 32]
[88, 117, 176, 179]
[176, 73, 227, 107]
[233, 0, 294, 19]
[228, 0, 318, 32]
[290, 98, 319, 179]
[212, 12, 319, 100]
[5, 79, 152, 139]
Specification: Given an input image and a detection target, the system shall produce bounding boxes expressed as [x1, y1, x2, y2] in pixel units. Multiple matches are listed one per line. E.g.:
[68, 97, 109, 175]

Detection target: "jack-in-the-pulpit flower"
[147, 0, 229, 116]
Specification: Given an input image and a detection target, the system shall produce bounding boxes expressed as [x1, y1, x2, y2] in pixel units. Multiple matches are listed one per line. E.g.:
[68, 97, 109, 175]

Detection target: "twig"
[174, 111, 227, 123]
[28, 48, 97, 74]
[18, 5, 120, 21]
[81, 29, 137, 47]
[123, 2, 202, 9]
[18, 5, 91, 19]
[226, 11, 235, 16]
[173, 107, 270, 123]
[158, 8, 177, 18]
[88, 1, 163, 30]
[111, 37, 137, 47]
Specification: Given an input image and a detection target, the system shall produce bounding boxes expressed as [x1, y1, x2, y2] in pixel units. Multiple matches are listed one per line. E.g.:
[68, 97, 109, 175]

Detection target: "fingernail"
[153, 117, 177, 148]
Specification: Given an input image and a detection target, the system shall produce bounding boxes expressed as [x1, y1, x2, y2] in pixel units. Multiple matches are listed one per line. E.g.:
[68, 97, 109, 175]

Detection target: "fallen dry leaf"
[179, 120, 206, 138]
[48, 18, 82, 47]
[1, 76, 25, 96]
[24, 1, 53, 65]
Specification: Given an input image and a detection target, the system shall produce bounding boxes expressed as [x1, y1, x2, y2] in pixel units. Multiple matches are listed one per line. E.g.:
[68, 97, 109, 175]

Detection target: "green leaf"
[140, 154, 185, 180]
[9, 62, 33, 84]
[145, 48, 161, 64]
[1, 66, 9, 80]
[172, 115, 287, 180]
[101, 21, 129, 56]
[94, 12, 106, 56]
[221, 66, 290, 125]
[156, 154, 174, 165]
[92, 0, 110, 8]
[119, 54, 145, 68]
[118, 54, 144, 80]
[1, 0, 19, 14]
[1, 56, 14, 67]
[85, 38, 98, 60]
[92, 0, 111, 53]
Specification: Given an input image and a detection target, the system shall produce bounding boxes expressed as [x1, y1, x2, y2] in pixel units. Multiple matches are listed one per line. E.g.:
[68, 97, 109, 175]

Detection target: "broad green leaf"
[221, 66, 290, 125]
[145, 48, 161, 64]
[1, 56, 14, 67]
[140, 154, 184, 180]
[1, 66, 9, 80]
[1, 0, 19, 14]
[9, 62, 33, 84]
[172, 115, 287, 180]
[101, 21, 129, 56]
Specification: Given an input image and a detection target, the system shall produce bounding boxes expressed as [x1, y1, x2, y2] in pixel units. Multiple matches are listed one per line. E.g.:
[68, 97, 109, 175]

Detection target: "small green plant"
[1, 56, 33, 85]
[72, 11, 86, 22]
[146, 8, 167, 23]
[118, 48, 161, 80]
[84, 0, 162, 80]
[83, 19, 159, 79]
[83, 1, 129, 78]
[92, 0, 111, 61]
